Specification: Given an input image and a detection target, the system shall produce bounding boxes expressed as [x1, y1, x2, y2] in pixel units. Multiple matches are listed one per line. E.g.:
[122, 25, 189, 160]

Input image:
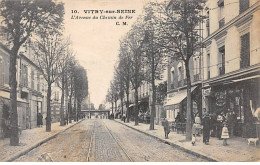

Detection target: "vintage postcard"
[0, 0, 259, 162]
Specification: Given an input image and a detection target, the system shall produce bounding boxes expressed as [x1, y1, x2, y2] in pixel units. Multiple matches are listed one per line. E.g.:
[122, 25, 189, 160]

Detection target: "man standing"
[226, 110, 236, 137]
[162, 118, 170, 139]
[202, 112, 211, 145]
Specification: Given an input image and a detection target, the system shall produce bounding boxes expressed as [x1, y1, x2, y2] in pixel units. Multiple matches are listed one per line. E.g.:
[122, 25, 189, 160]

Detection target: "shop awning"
[232, 75, 260, 82]
[164, 86, 197, 106]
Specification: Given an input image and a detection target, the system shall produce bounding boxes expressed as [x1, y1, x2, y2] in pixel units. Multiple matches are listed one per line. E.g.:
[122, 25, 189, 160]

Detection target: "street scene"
[13, 119, 207, 162]
[0, 0, 260, 162]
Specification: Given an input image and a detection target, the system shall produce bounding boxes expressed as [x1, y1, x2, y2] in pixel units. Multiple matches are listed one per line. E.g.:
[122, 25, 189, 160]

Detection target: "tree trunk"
[9, 47, 19, 146]
[60, 83, 65, 126]
[46, 83, 52, 132]
[74, 97, 77, 121]
[77, 101, 81, 120]
[134, 87, 139, 126]
[112, 102, 114, 114]
[120, 95, 123, 119]
[185, 61, 192, 141]
[65, 85, 69, 125]
[150, 53, 156, 130]
[126, 90, 130, 122]
[150, 74, 156, 130]
[115, 100, 117, 118]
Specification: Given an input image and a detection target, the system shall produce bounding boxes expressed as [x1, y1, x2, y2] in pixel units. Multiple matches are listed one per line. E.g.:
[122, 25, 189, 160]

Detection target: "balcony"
[219, 18, 225, 29]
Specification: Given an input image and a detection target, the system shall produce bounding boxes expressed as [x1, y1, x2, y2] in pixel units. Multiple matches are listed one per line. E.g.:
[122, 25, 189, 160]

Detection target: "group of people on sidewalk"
[162, 108, 237, 146]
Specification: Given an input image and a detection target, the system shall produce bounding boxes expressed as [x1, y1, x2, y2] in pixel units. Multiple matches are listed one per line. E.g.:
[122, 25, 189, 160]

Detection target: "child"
[191, 123, 197, 146]
[221, 122, 229, 146]
[192, 134, 196, 146]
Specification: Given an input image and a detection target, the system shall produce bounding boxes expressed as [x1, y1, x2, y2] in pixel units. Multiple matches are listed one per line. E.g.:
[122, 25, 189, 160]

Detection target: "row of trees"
[0, 0, 88, 145]
[106, 0, 206, 141]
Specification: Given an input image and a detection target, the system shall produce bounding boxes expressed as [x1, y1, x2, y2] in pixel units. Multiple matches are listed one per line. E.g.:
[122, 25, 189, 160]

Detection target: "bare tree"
[142, 3, 168, 130]
[73, 65, 88, 121]
[125, 19, 146, 126]
[117, 42, 132, 122]
[156, 0, 206, 140]
[56, 47, 74, 126]
[0, 0, 64, 145]
[32, 29, 69, 132]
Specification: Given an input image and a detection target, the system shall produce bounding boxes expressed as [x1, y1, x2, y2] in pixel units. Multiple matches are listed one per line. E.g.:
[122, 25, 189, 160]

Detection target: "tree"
[117, 40, 132, 122]
[126, 19, 146, 126]
[142, 3, 167, 130]
[32, 29, 68, 132]
[106, 89, 114, 115]
[157, 0, 206, 140]
[57, 47, 74, 126]
[156, 81, 167, 104]
[74, 65, 88, 121]
[0, 0, 64, 145]
[114, 67, 125, 119]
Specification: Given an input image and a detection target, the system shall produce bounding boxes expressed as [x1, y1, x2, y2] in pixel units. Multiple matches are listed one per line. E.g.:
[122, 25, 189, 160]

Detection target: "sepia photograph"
[0, 0, 259, 162]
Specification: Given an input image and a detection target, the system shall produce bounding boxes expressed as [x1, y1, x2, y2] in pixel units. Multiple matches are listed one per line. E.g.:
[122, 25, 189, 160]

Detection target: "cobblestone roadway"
[15, 119, 207, 162]
[103, 120, 207, 162]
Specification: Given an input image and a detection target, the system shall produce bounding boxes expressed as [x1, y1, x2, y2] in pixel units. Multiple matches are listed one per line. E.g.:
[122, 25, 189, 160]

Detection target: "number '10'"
[72, 10, 78, 13]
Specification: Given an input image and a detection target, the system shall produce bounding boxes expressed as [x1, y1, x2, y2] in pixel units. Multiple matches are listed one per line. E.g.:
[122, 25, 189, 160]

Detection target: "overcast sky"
[64, 0, 147, 108]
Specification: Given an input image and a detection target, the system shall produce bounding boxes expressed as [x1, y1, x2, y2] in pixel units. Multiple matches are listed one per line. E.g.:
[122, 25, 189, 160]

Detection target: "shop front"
[164, 86, 201, 133]
[203, 76, 259, 138]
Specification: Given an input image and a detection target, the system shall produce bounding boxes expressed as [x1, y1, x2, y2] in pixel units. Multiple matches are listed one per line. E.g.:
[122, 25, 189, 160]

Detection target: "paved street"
[14, 119, 207, 162]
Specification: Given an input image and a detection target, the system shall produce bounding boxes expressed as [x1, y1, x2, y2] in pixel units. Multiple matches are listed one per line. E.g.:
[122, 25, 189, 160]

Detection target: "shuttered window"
[239, 0, 249, 14]
[240, 33, 250, 68]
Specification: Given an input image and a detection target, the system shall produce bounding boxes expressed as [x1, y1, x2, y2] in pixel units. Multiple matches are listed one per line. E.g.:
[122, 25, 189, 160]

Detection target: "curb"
[113, 120, 219, 162]
[3, 119, 85, 162]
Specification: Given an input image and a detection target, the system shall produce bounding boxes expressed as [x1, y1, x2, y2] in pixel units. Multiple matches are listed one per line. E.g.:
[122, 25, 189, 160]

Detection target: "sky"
[63, 0, 148, 108]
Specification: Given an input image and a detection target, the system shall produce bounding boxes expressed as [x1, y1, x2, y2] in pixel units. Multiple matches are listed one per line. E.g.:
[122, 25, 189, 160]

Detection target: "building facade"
[164, 56, 203, 123]
[201, 0, 260, 138]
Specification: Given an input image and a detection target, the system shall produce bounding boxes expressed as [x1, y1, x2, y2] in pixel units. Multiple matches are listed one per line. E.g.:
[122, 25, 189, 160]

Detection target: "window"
[206, 11, 210, 36]
[207, 54, 210, 79]
[21, 64, 28, 87]
[239, 0, 249, 14]
[178, 67, 182, 81]
[218, 0, 225, 28]
[218, 46, 225, 75]
[171, 68, 175, 89]
[240, 33, 250, 68]
[37, 72, 40, 92]
[31, 70, 34, 89]
[0, 57, 3, 86]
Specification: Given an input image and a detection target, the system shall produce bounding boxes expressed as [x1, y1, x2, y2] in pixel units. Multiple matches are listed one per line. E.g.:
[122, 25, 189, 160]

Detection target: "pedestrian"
[37, 113, 40, 127]
[216, 112, 225, 139]
[123, 114, 126, 123]
[210, 113, 217, 137]
[162, 118, 170, 139]
[226, 109, 236, 137]
[194, 113, 201, 136]
[202, 112, 211, 145]
[38, 113, 43, 128]
[221, 122, 229, 146]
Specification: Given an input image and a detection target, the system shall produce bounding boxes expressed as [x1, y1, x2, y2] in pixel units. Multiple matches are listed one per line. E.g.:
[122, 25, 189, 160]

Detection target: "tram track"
[102, 120, 133, 162]
[86, 119, 133, 162]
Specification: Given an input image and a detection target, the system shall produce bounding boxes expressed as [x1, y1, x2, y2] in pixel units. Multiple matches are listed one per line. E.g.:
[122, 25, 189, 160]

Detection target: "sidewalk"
[114, 119, 260, 162]
[0, 120, 83, 162]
